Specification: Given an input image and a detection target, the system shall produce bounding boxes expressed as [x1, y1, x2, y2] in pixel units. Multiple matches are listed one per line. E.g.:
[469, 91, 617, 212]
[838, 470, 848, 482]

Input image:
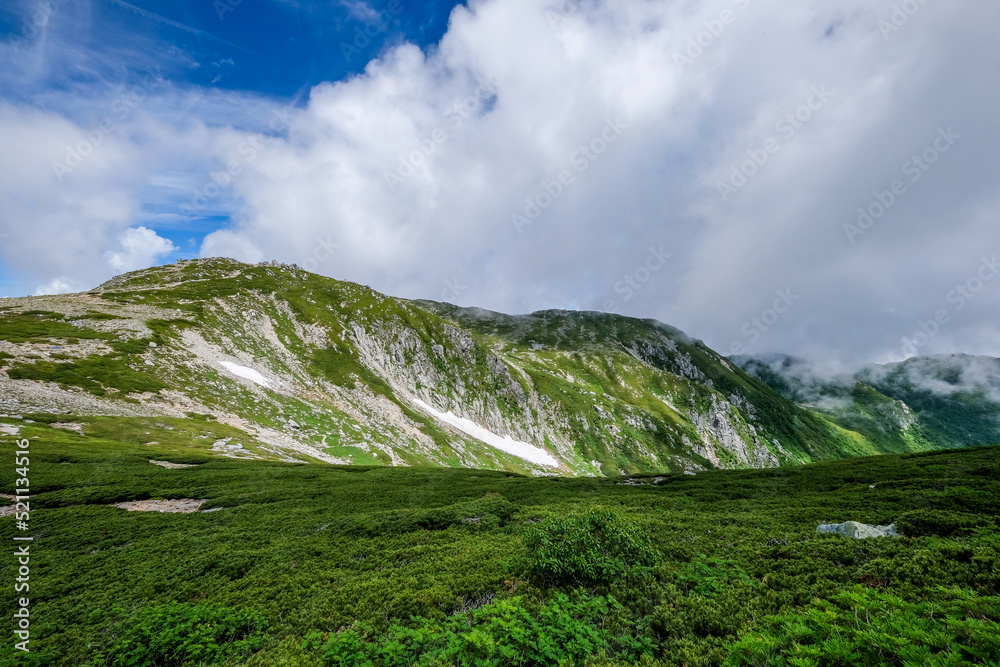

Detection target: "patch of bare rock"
[112, 499, 208, 513]
[149, 460, 200, 469]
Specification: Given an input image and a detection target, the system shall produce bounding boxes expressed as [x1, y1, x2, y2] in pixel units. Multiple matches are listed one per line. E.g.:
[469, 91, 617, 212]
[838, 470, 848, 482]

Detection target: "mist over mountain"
[733, 352, 1000, 453]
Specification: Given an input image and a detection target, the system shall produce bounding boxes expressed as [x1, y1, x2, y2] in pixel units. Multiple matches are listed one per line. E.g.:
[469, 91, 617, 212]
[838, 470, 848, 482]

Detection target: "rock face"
[816, 521, 900, 539]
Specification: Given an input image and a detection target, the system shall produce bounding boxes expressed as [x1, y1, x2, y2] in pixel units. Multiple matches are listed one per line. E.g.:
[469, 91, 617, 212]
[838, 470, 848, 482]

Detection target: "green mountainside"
[0, 257, 967, 476]
[732, 353, 1000, 456]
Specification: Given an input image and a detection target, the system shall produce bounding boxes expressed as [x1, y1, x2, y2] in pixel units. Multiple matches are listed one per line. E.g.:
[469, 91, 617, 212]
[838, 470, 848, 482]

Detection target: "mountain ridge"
[0, 257, 994, 476]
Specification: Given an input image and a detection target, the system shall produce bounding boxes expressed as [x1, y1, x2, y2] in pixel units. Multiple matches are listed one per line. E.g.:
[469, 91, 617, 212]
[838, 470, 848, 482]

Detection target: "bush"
[724, 586, 1000, 666]
[525, 508, 660, 587]
[307, 593, 652, 667]
[101, 603, 268, 666]
[897, 509, 996, 538]
[412, 493, 520, 531]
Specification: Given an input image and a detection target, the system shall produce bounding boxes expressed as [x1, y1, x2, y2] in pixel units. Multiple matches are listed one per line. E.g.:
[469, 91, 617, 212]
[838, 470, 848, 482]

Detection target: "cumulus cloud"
[34, 277, 87, 296]
[103, 226, 178, 273]
[0, 102, 142, 293]
[195, 0, 1000, 364]
[3, 0, 1000, 365]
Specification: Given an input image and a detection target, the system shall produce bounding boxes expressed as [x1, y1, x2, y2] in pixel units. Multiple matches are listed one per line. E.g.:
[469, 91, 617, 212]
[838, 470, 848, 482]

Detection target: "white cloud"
[341, 0, 381, 23]
[103, 226, 178, 273]
[200, 229, 265, 264]
[0, 102, 141, 294]
[33, 277, 86, 296]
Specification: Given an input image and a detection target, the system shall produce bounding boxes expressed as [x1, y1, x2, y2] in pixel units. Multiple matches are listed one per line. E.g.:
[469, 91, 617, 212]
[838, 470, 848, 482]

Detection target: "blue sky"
[0, 0, 461, 277]
[1, 0, 459, 96]
[1, 0, 999, 364]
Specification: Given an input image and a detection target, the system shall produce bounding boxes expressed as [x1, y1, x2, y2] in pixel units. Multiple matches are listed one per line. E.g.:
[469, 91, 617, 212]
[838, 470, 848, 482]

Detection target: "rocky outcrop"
[816, 521, 900, 538]
[689, 394, 780, 469]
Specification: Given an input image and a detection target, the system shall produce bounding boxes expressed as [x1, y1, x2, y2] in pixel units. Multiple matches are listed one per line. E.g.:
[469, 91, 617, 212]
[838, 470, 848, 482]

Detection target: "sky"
[1, 0, 998, 366]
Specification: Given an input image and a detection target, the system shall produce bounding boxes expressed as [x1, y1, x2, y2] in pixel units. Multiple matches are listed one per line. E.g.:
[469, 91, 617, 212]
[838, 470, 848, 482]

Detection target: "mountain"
[732, 353, 1000, 454]
[0, 257, 990, 476]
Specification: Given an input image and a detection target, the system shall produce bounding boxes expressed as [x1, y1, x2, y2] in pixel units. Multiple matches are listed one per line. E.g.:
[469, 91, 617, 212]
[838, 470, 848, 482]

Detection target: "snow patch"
[413, 399, 558, 467]
[218, 361, 273, 388]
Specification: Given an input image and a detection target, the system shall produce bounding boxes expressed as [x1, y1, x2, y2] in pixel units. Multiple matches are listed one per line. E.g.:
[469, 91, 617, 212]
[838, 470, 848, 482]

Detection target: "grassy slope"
[96, 257, 887, 472]
[2, 417, 998, 666]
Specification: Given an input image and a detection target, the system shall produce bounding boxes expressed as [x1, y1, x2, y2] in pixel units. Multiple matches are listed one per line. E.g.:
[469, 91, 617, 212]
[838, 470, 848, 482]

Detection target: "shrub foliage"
[1, 417, 999, 666]
[525, 507, 661, 587]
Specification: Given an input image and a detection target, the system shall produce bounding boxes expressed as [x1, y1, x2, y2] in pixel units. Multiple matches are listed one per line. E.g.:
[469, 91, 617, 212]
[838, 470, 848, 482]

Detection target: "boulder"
[816, 521, 899, 539]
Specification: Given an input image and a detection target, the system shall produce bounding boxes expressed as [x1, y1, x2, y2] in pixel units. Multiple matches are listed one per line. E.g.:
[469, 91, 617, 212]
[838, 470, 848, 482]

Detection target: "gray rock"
[816, 521, 899, 539]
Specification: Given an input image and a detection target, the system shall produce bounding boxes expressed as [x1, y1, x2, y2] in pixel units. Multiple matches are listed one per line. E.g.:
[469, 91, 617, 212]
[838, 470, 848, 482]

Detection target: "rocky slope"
[0, 258, 981, 475]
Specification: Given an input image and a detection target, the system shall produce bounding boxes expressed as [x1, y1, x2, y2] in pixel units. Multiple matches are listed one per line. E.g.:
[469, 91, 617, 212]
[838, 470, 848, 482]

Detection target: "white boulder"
[816, 521, 900, 539]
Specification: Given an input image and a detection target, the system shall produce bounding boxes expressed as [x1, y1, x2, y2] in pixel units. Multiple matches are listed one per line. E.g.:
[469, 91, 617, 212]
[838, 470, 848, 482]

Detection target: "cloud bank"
[1, 0, 999, 365]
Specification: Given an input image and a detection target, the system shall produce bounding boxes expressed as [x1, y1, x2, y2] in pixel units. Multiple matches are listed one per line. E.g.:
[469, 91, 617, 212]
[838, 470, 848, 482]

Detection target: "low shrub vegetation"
[99, 603, 268, 667]
[0, 417, 998, 665]
[525, 507, 661, 587]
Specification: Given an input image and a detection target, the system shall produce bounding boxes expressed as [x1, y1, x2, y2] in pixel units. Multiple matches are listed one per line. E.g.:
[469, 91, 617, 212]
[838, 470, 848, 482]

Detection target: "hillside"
[732, 353, 1000, 455]
[0, 257, 958, 477]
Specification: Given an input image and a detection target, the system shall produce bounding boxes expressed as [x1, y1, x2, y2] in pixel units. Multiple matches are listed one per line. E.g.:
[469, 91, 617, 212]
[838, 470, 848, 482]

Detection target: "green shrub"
[724, 586, 1000, 666]
[678, 556, 756, 598]
[342, 493, 521, 535]
[413, 493, 519, 530]
[525, 508, 660, 587]
[307, 593, 652, 667]
[101, 603, 268, 666]
[897, 509, 996, 538]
